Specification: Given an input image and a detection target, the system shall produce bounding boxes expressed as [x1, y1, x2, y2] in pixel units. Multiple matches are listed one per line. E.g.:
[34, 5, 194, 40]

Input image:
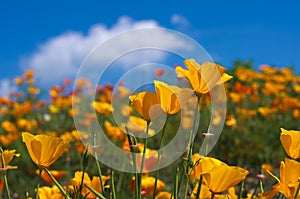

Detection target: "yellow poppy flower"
[22, 132, 68, 167]
[280, 128, 300, 159]
[155, 191, 172, 199]
[124, 116, 156, 136]
[36, 169, 67, 183]
[14, 77, 23, 85]
[202, 165, 249, 193]
[129, 91, 162, 122]
[0, 133, 20, 147]
[278, 158, 300, 198]
[91, 101, 113, 116]
[117, 85, 131, 98]
[135, 145, 160, 173]
[190, 154, 227, 183]
[265, 158, 300, 199]
[0, 149, 20, 169]
[71, 171, 110, 198]
[225, 115, 237, 128]
[175, 59, 233, 94]
[190, 183, 212, 199]
[154, 80, 194, 114]
[104, 121, 126, 141]
[191, 184, 237, 199]
[1, 121, 18, 134]
[38, 185, 64, 199]
[129, 176, 165, 196]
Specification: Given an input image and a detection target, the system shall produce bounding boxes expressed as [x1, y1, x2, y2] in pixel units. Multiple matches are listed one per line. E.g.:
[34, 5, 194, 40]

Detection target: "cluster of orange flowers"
[226, 64, 300, 127]
[0, 59, 299, 199]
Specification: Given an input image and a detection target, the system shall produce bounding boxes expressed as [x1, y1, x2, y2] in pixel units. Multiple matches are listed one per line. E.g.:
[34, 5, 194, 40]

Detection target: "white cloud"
[0, 79, 15, 97]
[21, 16, 194, 86]
[171, 14, 189, 28]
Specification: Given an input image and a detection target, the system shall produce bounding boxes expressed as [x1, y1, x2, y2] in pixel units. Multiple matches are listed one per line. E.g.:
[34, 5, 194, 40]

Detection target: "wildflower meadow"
[0, 58, 299, 199]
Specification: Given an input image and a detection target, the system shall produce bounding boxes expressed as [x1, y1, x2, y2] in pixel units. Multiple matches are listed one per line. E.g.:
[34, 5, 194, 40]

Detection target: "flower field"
[0, 59, 299, 199]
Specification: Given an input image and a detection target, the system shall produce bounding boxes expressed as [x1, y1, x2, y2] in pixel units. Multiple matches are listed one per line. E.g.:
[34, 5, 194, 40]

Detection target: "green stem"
[43, 167, 70, 198]
[93, 125, 105, 196]
[152, 115, 169, 199]
[172, 166, 180, 199]
[138, 122, 150, 199]
[94, 150, 105, 194]
[85, 184, 106, 199]
[177, 167, 185, 197]
[3, 173, 10, 199]
[36, 167, 42, 199]
[195, 175, 203, 199]
[111, 170, 116, 199]
[259, 179, 264, 193]
[1, 148, 10, 199]
[188, 94, 201, 157]
[126, 128, 139, 199]
[238, 180, 244, 199]
[183, 95, 201, 199]
[294, 181, 300, 199]
[183, 175, 189, 199]
[79, 166, 85, 195]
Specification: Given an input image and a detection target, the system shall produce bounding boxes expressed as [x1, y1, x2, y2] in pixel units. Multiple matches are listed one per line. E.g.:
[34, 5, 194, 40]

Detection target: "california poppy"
[265, 158, 300, 199]
[36, 169, 67, 183]
[154, 80, 194, 115]
[22, 132, 68, 167]
[155, 191, 172, 199]
[71, 171, 110, 198]
[175, 59, 232, 94]
[0, 149, 20, 169]
[202, 164, 249, 193]
[91, 101, 113, 116]
[38, 186, 64, 199]
[280, 128, 300, 159]
[129, 91, 162, 122]
[129, 176, 165, 196]
[278, 158, 300, 198]
[190, 154, 227, 183]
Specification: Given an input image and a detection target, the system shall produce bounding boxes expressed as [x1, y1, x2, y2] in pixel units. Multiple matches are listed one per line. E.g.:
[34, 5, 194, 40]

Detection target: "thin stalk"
[177, 167, 185, 196]
[138, 122, 150, 198]
[43, 167, 70, 198]
[152, 115, 169, 199]
[259, 179, 264, 193]
[3, 172, 10, 199]
[195, 175, 203, 199]
[238, 180, 244, 199]
[79, 166, 85, 195]
[182, 95, 201, 199]
[93, 126, 105, 196]
[36, 167, 42, 199]
[126, 128, 139, 199]
[85, 184, 106, 199]
[1, 148, 10, 199]
[187, 94, 201, 157]
[94, 150, 105, 194]
[183, 175, 189, 199]
[111, 171, 116, 199]
[173, 166, 179, 199]
[116, 162, 126, 191]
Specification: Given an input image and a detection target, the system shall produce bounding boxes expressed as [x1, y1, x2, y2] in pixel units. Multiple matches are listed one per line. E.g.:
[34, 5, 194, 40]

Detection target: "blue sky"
[1, 1, 300, 95]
